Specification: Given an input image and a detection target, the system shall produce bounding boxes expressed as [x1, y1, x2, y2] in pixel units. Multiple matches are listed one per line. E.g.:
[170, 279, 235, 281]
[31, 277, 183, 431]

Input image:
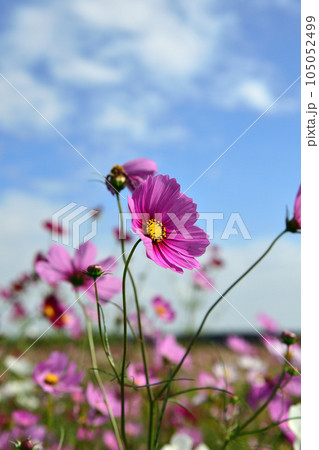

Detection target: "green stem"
[116, 193, 155, 449]
[79, 300, 123, 450]
[155, 230, 287, 401]
[93, 280, 120, 383]
[120, 238, 141, 448]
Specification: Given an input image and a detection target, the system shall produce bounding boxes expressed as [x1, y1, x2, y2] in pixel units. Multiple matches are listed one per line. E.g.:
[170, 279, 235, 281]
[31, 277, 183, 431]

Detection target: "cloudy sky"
[0, 0, 300, 333]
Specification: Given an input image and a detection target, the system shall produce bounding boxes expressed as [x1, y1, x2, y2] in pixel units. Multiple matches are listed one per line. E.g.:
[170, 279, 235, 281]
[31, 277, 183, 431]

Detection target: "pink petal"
[47, 244, 73, 274]
[74, 241, 97, 270]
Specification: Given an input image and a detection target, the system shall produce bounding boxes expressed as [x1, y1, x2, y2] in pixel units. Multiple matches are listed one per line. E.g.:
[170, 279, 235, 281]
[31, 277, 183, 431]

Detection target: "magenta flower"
[157, 334, 191, 367]
[128, 175, 210, 273]
[226, 335, 256, 356]
[256, 313, 279, 334]
[248, 375, 299, 444]
[35, 241, 121, 302]
[106, 158, 157, 194]
[287, 185, 301, 232]
[12, 411, 39, 428]
[192, 268, 214, 290]
[42, 294, 81, 338]
[86, 382, 121, 417]
[112, 226, 133, 242]
[152, 296, 176, 322]
[294, 185, 301, 228]
[42, 219, 66, 236]
[33, 351, 83, 396]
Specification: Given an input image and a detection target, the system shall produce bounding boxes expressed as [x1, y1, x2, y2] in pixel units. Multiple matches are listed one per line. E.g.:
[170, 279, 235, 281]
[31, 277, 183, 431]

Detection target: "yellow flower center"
[156, 305, 167, 316]
[145, 219, 166, 243]
[44, 373, 59, 385]
[61, 314, 70, 324]
[43, 305, 55, 319]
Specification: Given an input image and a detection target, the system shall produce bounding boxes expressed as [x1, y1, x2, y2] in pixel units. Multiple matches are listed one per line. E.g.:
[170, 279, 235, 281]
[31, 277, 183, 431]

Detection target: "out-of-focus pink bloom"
[112, 227, 133, 242]
[42, 220, 66, 235]
[106, 158, 157, 195]
[127, 363, 160, 388]
[268, 394, 295, 443]
[0, 288, 11, 299]
[77, 427, 99, 441]
[1, 274, 36, 301]
[33, 352, 83, 396]
[256, 313, 279, 334]
[264, 336, 301, 370]
[128, 175, 210, 273]
[11, 410, 46, 447]
[42, 294, 82, 338]
[103, 431, 119, 450]
[157, 334, 191, 367]
[192, 269, 214, 290]
[152, 296, 176, 322]
[208, 245, 224, 268]
[11, 303, 27, 320]
[126, 422, 142, 437]
[35, 241, 121, 303]
[226, 335, 256, 356]
[248, 373, 300, 444]
[86, 382, 121, 417]
[12, 411, 38, 428]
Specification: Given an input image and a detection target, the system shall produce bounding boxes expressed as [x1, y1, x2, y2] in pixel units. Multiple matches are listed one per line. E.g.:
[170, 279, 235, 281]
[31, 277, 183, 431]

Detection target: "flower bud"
[14, 440, 35, 450]
[106, 165, 127, 193]
[86, 265, 103, 278]
[281, 330, 297, 346]
[286, 217, 300, 233]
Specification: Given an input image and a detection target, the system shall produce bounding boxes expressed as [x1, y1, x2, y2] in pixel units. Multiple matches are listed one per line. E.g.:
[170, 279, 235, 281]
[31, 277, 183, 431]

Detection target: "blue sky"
[0, 0, 300, 332]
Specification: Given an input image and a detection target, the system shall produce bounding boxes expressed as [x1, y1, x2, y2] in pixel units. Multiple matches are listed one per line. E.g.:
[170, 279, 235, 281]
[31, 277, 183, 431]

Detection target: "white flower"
[3, 355, 32, 377]
[160, 433, 210, 450]
[288, 403, 301, 450]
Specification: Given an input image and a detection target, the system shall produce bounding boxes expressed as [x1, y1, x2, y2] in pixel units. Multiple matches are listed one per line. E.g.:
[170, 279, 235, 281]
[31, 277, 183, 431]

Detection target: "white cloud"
[0, 190, 60, 282]
[0, 0, 296, 140]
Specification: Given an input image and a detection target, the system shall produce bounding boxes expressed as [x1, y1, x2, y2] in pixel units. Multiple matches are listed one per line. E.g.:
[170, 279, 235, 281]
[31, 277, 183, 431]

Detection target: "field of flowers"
[0, 159, 301, 449]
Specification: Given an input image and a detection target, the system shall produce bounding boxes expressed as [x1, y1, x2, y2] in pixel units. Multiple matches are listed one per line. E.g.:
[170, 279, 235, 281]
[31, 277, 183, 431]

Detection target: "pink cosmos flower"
[86, 382, 121, 417]
[12, 411, 39, 428]
[128, 175, 210, 273]
[256, 313, 279, 334]
[112, 227, 133, 242]
[287, 185, 301, 232]
[192, 268, 214, 290]
[294, 185, 301, 228]
[127, 363, 160, 388]
[226, 335, 256, 356]
[248, 375, 299, 444]
[106, 158, 157, 194]
[42, 294, 81, 338]
[152, 296, 176, 322]
[35, 241, 121, 303]
[103, 431, 119, 450]
[42, 220, 66, 236]
[157, 334, 191, 367]
[264, 336, 301, 370]
[33, 351, 83, 396]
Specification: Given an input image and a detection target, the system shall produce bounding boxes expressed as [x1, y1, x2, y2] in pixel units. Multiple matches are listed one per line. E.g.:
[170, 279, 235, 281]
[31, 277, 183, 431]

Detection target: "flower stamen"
[44, 373, 59, 385]
[145, 219, 166, 243]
